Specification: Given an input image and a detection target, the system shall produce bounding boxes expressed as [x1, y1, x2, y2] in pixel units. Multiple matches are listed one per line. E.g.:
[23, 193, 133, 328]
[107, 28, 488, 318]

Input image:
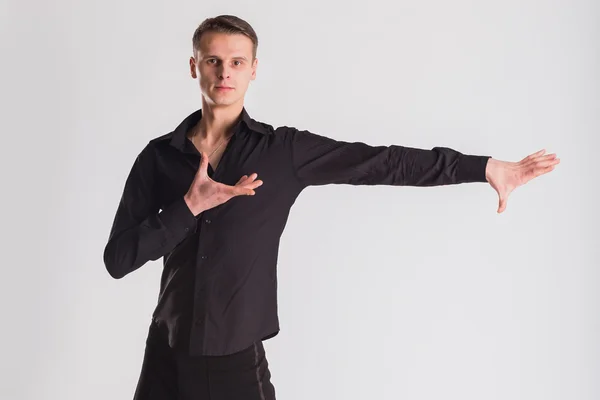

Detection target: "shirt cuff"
[159, 196, 198, 239]
[457, 154, 491, 183]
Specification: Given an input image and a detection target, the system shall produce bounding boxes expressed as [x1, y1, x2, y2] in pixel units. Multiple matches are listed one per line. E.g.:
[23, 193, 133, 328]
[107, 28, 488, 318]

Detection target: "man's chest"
[154, 140, 295, 215]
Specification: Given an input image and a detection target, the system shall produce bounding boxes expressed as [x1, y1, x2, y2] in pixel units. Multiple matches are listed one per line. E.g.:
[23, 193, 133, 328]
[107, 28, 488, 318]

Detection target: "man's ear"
[189, 56, 197, 79]
[251, 57, 258, 80]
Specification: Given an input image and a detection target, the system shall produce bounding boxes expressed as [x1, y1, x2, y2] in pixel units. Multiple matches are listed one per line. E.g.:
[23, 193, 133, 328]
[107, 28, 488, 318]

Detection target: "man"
[103, 14, 559, 400]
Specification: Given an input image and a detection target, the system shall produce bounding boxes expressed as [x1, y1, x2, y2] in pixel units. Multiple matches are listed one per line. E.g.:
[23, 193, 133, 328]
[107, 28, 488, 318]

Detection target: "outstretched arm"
[286, 127, 491, 187]
[286, 127, 559, 213]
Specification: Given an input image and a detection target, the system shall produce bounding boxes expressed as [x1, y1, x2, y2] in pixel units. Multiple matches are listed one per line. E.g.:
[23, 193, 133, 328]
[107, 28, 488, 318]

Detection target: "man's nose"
[217, 65, 231, 79]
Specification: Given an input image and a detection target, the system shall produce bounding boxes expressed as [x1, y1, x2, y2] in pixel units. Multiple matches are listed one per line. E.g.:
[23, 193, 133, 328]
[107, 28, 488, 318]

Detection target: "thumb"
[498, 193, 507, 214]
[198, 151, 209, 176]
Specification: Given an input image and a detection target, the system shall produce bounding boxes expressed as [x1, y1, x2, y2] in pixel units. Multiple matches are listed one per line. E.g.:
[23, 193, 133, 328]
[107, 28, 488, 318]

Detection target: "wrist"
[485, 158, 499, 182]
[183, 194, 205, 216]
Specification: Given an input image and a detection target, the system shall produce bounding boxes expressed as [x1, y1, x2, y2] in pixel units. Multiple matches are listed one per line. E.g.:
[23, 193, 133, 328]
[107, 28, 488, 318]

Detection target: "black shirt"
[103, 107, 491, 356]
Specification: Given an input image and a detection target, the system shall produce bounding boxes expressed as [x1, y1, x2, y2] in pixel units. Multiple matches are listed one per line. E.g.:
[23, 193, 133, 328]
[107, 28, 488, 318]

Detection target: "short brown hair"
[192, 15, 259, 60]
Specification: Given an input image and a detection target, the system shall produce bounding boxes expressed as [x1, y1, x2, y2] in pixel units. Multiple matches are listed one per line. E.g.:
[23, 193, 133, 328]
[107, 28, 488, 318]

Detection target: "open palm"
[184, 151, 263, 215]
[486, 149, 560, 213]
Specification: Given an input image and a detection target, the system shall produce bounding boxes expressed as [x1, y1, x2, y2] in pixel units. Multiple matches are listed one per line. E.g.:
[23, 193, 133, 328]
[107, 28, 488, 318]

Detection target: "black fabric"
[133, 320, 276, 400]
[103, 107, 491, 357]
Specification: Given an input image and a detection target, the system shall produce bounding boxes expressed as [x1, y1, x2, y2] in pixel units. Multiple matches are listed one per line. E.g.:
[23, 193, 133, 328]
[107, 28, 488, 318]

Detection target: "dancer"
[103, 14, 560, 400]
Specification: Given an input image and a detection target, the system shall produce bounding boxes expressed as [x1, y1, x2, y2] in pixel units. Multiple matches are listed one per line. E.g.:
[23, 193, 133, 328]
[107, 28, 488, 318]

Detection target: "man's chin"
[202, 90, 242, 105]
[206, 96, 241, 107]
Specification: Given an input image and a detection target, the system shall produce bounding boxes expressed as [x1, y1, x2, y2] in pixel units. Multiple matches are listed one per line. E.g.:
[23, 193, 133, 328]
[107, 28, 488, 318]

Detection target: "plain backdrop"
[1, 0, 598, 399]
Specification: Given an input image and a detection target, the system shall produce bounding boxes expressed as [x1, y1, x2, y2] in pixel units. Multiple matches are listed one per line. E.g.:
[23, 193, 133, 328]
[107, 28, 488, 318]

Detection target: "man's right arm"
[103, 143, 197, 279]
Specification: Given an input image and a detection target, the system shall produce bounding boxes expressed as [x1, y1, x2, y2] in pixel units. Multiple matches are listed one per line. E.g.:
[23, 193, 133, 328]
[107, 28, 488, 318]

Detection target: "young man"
[103, 14, 559, 400]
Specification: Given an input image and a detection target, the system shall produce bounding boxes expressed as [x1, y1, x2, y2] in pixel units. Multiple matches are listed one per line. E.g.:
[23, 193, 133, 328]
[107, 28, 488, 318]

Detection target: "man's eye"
[207, 59, 217, 64]
[234, 60, 241, 66]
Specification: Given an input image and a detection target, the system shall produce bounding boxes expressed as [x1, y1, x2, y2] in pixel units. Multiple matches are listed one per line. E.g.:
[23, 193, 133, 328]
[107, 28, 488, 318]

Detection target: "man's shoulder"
[142, 131, 176, 155]
[148, 131, 174, 144]
[245, 110, 302, 137]
[132, 132, 173, 162]
[246, 116, 276, 136]
[248, 118, 298, 138]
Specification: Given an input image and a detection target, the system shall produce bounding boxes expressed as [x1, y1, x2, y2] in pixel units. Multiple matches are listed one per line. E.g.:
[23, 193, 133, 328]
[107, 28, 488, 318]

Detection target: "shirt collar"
[168, 106, 270, 152]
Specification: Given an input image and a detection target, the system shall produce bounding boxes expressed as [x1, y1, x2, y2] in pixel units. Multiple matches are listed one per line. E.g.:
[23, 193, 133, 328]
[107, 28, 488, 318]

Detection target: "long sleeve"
[103, 143, 198, 279]
[287, 128, 491, 188]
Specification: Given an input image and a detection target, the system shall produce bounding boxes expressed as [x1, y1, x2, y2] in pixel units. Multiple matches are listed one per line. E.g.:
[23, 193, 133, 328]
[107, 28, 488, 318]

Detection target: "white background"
[1, 0, 598, 399]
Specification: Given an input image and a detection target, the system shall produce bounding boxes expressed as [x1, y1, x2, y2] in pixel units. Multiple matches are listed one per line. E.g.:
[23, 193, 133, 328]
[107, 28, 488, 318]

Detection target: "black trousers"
[133, 321, 277, 400]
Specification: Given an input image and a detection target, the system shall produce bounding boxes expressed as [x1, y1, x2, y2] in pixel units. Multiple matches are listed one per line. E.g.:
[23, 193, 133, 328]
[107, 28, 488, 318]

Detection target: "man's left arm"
[286, 127, 559, 213]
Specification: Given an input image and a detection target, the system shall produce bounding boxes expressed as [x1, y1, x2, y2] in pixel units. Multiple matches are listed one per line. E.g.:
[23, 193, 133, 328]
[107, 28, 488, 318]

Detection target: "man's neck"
[193, 98, 244, 145]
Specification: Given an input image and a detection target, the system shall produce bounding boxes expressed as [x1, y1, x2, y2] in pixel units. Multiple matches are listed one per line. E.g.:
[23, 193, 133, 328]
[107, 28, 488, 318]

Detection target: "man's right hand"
[183, 151, 264, 216]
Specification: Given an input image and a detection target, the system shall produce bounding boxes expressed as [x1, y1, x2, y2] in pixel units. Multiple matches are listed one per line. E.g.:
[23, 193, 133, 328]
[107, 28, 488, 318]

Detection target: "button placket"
[194, 215, 209, 327]
[198, 215, 211, 261]
[193, 212, 213, 333]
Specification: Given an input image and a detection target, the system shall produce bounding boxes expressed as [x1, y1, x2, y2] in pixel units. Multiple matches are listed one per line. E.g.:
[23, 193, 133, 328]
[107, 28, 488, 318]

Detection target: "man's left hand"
[485, 149, 560, 214]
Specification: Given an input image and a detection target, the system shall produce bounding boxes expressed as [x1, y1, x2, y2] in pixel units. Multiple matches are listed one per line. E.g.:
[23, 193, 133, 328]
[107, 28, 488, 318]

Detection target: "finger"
[243, 179, 263, 189]
[532, 149, 546, 157]
[524, 149, 546, 162]
[522, 152, 556, 168]
[236, 173, 258, 185]
[223, 184, 253, 197]
[236, 175, 248, 185]
[531, 153, 557, 164]
[234, 180, 263, 196]
[535, 163, 558, 178]
[536, 157, 560, 168]
[233, 186, 256, 196]
[245, 173, 258, 182]
[530, 158, 560, 177]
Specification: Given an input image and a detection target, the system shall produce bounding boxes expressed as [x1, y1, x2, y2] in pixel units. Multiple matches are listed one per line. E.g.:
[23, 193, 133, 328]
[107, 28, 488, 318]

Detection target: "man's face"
[190, 32, 257, 107]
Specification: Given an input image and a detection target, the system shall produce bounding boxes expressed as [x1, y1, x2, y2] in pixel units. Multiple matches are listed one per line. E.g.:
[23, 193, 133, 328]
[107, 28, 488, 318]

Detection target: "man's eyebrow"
[204, 55, 249, 61]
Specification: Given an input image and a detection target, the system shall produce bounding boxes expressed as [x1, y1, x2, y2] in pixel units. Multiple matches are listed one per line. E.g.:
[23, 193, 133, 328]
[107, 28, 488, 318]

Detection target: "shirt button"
[201, 255, 207, 260]
[205, 219, 211, 224]
[184, 227, 189, 232]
